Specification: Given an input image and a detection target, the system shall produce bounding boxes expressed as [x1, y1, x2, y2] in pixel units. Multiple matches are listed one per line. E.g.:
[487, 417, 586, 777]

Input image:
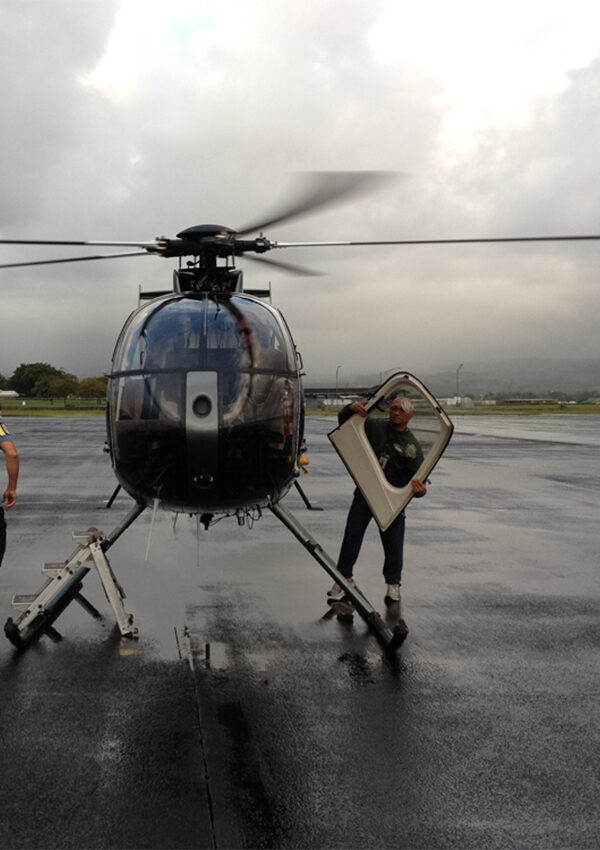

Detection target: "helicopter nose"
[186, 373, 219, 491]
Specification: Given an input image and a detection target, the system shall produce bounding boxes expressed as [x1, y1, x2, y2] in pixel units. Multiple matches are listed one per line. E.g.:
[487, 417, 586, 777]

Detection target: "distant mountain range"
[317, 358, 600, 398]
[422, 358, 600, 398]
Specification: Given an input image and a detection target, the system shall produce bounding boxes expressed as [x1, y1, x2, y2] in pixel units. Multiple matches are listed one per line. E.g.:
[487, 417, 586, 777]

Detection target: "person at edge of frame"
[329, 396, 426, 606]
[0, 418, 19, 568]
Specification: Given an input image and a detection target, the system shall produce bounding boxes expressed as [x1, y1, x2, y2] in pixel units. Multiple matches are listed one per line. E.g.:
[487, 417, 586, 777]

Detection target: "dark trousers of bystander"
[337, 488, 406, 585]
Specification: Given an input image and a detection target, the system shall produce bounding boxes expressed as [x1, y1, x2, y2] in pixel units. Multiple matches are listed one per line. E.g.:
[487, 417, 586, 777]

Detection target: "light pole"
[335, 365, 342, 403]
[456, 363, 464, 405]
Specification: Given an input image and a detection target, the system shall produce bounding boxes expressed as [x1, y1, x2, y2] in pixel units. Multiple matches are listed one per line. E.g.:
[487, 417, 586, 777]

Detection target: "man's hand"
[2, 487, 17, 510]
[411, 478, 427, 498]
[1, 440, 19, 509]
[349, 400, 369, 417]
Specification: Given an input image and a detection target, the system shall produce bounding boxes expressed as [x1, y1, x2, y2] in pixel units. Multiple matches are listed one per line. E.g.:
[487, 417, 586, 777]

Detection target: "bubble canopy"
[107, 293, 302, 513]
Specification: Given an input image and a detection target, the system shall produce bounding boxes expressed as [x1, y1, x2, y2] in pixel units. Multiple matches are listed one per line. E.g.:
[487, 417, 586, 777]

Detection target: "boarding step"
[5, 530, 136, 649]
[42, 562, 69, 578]
[11, 594, 39, 612]
[11, 562, 87, 613]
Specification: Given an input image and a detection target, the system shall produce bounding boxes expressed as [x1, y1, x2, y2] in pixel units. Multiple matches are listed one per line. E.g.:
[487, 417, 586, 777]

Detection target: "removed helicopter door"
[328, 372, 453, 531]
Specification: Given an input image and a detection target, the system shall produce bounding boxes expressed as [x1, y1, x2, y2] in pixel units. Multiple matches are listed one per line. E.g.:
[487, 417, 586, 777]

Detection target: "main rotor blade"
[0, 251, 150, 269]
[271, 234, 600, 248]
[0, 238, 160, 249]
[236, 171, 392, 236]
[243, 254, 324, 277]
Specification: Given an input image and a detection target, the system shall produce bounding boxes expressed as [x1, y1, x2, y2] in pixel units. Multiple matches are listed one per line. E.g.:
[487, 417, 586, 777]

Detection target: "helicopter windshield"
[112, 295, 295, 374]
[108, 293, 301, 511]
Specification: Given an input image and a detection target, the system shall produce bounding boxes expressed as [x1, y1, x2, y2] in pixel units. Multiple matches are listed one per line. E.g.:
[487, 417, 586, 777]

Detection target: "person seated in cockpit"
[222, 317, 288, 431]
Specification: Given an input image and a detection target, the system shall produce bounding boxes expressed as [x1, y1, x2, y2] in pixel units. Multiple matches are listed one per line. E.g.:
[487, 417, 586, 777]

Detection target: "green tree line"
[0, 363, 108, 397]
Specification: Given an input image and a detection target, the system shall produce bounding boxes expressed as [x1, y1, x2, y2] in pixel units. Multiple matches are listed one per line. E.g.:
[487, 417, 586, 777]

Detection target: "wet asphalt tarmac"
[0, 414, 598, 849]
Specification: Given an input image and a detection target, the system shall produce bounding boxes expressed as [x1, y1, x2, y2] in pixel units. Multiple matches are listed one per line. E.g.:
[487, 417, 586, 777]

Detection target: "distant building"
[317, 395, 361, 409]
[504, 398, 558, 405]
[443, 396, 475, 408]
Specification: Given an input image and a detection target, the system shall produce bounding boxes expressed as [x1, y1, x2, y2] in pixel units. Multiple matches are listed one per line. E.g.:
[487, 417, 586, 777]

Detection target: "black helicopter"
[1, 173, 385, 521]
[2, 172, 599, 652]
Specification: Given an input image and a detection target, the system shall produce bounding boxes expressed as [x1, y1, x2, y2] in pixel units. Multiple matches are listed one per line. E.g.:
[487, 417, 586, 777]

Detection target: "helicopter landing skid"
[4, 503, 145, 650]
[270, 501, 408, 653]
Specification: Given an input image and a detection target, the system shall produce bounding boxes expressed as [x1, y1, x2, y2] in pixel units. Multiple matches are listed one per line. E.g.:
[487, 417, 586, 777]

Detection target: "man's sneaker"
[384, 584, 401, 605]
[327, 577, 355, 600]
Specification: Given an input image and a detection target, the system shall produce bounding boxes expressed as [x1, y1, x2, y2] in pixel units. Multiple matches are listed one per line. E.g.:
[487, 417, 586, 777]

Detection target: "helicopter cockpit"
[107, 292, 302, 513]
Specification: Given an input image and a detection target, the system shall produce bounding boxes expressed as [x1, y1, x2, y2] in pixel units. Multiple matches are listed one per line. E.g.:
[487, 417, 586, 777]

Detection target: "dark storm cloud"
[0, 1, 119, 227]
[1, 0, 600, 384]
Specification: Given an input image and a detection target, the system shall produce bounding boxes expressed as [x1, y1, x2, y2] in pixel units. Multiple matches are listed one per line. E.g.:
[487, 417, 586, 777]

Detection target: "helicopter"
[2, 171, 599, 652]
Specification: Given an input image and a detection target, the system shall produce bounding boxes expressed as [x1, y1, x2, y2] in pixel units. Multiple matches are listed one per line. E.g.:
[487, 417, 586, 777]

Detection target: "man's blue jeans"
[337, 489, 406, 585]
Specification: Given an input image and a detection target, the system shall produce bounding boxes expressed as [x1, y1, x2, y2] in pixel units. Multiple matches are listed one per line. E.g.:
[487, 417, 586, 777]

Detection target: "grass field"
[0, 398, 106, 417]
[1, 399, 599, 418]
[0, 408, 106, 417]
[308, 403, 600, 416]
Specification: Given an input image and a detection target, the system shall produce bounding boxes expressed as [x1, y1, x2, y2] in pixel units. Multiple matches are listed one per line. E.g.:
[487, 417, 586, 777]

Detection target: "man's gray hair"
[391, 396, 414, 413]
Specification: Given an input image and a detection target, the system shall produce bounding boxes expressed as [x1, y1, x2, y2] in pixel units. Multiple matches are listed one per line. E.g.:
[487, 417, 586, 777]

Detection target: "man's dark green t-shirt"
[338, 406, 423, 488]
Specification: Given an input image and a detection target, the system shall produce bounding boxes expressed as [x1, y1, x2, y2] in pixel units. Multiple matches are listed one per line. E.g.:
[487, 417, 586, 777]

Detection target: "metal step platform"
[4, 526, 138, 650]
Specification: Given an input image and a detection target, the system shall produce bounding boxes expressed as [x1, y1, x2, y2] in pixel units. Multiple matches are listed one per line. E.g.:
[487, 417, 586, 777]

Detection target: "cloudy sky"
[1, 0, 600, 386]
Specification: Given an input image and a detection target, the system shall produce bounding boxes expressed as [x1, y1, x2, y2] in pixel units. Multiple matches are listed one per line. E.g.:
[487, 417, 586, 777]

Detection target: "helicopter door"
[328, 372, 453, 531]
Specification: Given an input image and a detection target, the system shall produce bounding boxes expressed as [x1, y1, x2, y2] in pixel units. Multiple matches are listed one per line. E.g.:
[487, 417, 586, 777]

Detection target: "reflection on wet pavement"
[0, 415, 598, 848]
